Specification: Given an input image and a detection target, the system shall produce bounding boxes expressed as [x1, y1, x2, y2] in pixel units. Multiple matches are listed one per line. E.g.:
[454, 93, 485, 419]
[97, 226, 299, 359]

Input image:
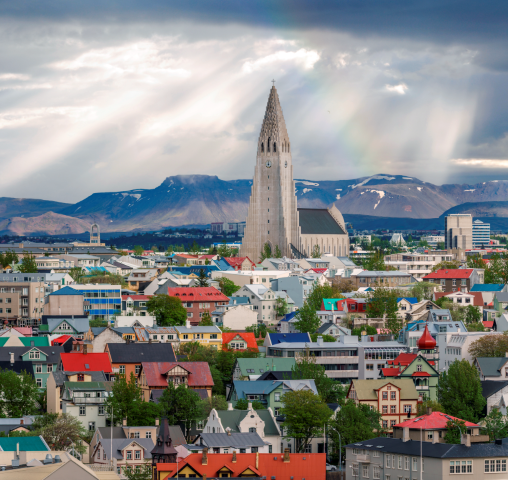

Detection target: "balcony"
[415, 385, 429, 390]
[357, 454, 370, 463]
[72, 396, 105, 404]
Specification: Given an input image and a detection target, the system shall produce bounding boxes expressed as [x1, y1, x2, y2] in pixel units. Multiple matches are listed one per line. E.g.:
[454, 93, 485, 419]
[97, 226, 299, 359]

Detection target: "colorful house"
[222, 332, 258, 352]
[175, 323, 223, 349]
[60, 352, 112, 374]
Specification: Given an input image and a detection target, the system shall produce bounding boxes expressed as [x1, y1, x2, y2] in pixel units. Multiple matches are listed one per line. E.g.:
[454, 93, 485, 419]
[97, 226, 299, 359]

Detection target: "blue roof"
[49, 286, 82, 296]
[83, 266, 108, 273]
[397, 297, 418, 304]
[279, 311, 298, 323]
[213, 258, 235, 271]
[169, 266, 219, 277]
[267, 333, 311, 344]
[471, 284, 505, 292]
[228, 296, 250, 306]
[0, 436, 49, 451]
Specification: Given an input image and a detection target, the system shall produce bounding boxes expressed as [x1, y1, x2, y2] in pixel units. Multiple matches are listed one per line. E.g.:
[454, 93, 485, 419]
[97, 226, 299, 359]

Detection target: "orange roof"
[156, 452, 326, 479]
[61, 352, 112, 373]
[223, 256, 255, 268]
[167, 287, 229, 302]
[222, 332, 259, 351]
[394, 411, 479, 430]
[381, 367, 401, 377]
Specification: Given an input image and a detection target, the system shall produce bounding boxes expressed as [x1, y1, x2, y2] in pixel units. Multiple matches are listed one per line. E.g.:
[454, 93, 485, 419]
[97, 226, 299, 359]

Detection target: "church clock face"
[265, 160, 272, 168]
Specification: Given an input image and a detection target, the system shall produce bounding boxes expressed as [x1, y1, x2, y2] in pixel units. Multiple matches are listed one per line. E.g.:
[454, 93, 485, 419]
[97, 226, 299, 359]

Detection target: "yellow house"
[347, 379, 419, 433]
[175, 323, 222, 350]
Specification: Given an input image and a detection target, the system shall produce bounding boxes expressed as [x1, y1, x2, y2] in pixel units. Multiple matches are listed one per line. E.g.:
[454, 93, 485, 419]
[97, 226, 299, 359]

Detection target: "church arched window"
[268, 137, 271, 152]
[273, 142, 276, 152]
[261, 142, 264, 153]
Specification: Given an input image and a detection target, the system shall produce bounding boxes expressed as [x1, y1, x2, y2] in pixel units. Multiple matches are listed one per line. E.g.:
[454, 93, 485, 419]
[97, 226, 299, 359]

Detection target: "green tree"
[274, 297, 289, 317]
[198, 395, 229, 418]
[133, 245, 144, 256]
[306, 284, 339, 312]
[437, 242, 445, 250]
[363, 250, 386, 271]
[189, 241, 200, 254]
[444, 419, 467, 444]
[38, 414, 88, 453]
[431, 260, 461, 272]
[467, 322, 486, 332]
[311, 245, 321, 258]
[310, 333, 336, 342]
[69, 267, 83, 282]
[465, 305, 482, 324]
[409, 282, 436, 301]
[416, 399, 445, 416]
[147, 294, 187, 326]
[351, 326, 378, 339]
[0, 369, 39, 417]
[293, 302, 321, 334]
[438, 359, 485, 422]
[18, 253, 38, 273]
[234, 398, 264, 410]
[199, 310, 214, 326]
[259, 242, 272, 262]
[468, 333, 508, 358]
[329, 401, 383, 462]
[366, 288, 399, 327]
[196, 269, 209, 287]
[122, 463, 152, 480]
[89, 319, 108, 328]
[104, 373, 144, 425]
[0, 250, 18, 268]
[484, 409, 508, 441]
[281, 390, 333, 452]
[274, 245, 282, 258]
[217, 241, 236, 258]
[291, 355, 346, 404]
[217, 277, 240, 296]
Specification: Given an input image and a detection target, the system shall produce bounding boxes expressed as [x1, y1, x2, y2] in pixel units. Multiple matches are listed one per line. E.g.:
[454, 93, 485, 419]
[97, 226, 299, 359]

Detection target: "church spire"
[258, 86, 290, 156]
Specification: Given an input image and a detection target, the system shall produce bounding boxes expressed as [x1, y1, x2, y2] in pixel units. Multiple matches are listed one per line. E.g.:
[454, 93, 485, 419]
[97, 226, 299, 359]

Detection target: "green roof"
[38, 324, 49, 331]
[65, 381, 107, 390]
[216, 409, 280, 436]
[322, 298, 345, 311]
[19, 337, 50, 347]
[351, 379, 419, 400]
[236, 358, 296, 376]
[0, 338, 8, 347]
[0, 436, 49, 451]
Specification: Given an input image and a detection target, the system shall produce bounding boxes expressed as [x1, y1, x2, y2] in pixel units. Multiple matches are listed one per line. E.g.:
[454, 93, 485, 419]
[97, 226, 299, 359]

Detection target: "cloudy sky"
[1, 1, 508, 203]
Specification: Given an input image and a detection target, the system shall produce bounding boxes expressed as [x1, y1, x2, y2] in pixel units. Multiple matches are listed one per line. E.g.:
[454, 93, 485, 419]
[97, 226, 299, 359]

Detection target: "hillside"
[0, 212, 92, 236]
[3, 175, 508, 235]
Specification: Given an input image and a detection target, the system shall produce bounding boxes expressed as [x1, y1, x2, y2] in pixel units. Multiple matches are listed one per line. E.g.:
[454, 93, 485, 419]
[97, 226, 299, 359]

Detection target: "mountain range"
[2, 174, 508, 236]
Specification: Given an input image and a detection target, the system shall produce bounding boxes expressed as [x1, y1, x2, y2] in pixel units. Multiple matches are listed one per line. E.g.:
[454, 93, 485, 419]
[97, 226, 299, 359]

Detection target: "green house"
[0, 346, 64, 389]
[380, 353, 439, 401]
[227, 380, 318, 415]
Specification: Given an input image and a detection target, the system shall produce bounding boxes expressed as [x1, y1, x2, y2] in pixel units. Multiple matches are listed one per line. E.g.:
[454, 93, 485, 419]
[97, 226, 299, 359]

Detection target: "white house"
[115, 315, 155, 328]
[212, 304, 259, 330]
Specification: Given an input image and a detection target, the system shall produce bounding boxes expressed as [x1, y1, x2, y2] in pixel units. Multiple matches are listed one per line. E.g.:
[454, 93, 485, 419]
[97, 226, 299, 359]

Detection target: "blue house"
[264, 332, 311, 347]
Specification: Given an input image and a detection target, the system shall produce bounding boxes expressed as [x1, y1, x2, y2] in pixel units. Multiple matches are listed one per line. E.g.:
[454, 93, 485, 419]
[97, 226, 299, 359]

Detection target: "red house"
[167, 287, 229, 326]
[222, 332, 259, 352]
[223, 257, 256, 271]
[60, 352, 112, 373]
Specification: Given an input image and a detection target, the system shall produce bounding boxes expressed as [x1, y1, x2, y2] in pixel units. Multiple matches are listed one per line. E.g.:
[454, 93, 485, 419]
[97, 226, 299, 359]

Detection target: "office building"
[445, 214, 472, 250]
[472, 219, 490, 248]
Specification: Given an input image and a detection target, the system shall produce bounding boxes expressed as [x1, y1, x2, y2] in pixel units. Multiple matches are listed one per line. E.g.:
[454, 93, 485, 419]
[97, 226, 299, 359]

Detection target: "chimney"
[9, 352, 14, 364]
[202, 447, 208, 465]
[148, 338, 152, 344]
[402, 427, 410, 443]
[461, 434, 471, 447]
[228, 402, 233, 411]
[232, 450, 237, 463]
[155, 418, 159, 426]
[83, 344, 87, 355]
[317, 336, 323, 346]
[123, 418, 127, 426]
[186, 320, 191, 328]
[283, 448, 290, 463]
[426, 407, 432, 415]
[226, 428, 232, 436]
[248, 402, 252, 410]
[432, 433, 439, 444]
[256, 451, 259, 469]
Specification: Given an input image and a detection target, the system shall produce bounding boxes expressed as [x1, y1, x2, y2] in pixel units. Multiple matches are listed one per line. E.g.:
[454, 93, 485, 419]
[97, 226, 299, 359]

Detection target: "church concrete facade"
[240, 86, 349, 261]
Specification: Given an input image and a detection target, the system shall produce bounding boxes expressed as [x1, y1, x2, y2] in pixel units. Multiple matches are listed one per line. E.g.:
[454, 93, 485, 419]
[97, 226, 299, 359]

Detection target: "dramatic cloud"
[0, 2, 507, 202]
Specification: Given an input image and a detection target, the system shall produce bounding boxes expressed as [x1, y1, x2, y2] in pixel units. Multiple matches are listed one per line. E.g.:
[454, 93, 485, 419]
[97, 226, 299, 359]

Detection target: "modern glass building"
[472, 219, 490, 248]
[70, 284, 121, 323]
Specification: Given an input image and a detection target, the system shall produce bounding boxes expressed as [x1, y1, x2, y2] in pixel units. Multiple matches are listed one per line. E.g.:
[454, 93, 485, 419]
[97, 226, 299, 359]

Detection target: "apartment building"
[423, 268, 484, 292]
[70, 284, 122, 322]
[0, 280, 46, 326]
[175, 323, 223, 349]
[473, 219, 490, 248]
[211, 269, 292, 289]
[351, 270, 417, 288]
[445, 213, 473, 249]
[385, 253, 454, 279]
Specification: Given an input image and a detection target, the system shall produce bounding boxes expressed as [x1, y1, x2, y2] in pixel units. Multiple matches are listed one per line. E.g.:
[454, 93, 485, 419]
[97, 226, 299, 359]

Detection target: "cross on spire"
[272, 79, 276, 86]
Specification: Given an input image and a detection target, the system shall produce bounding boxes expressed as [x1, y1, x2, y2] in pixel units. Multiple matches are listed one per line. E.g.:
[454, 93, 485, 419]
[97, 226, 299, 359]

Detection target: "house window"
[386, 456, 391, 468]
[362, 464, 369, 478]
[485, 459, 506, 472]
[146, 431, 152, 438]
[135, 365, 141, 375]
[412, 458, 418, 471]
[210, 334, 217, 339]
[382, 406, 388, 414]
[274, 393, 281, 401]
[36, 378, 42, 387]
[373, 466, 380, 479]
[251, 447, 258, 453]
[404, 457, 409, 470]
[403, 405, 412, 413]
[89, 422, 95, 431]
[390, 392, 396, 400]
[382, 420, 388, 429]
[183, 334, 189, 340]
[79, 406, 86, 416]
[78, 374, 84, 381]
[126, 451, 132, 460]
[391, 420, 396, 427]
[382, 392, 388, 400]
[29, 351, 40, 359]
[390, 405, 396, 414]
[274, 408, 280, 415]
[119, 365, 125, 374]
[417, 365, 422, 372]
[99, 406, 105, 415]
[135, 451, 141, 460]
[35, 364, 42, 373]
[47, 364, 53, 373]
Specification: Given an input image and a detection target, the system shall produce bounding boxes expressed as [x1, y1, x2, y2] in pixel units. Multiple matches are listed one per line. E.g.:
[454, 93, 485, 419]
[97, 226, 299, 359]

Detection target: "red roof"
[411, 372, 431, 377]
[483, 321, 494, 328]
[167, 287, 229, 303]
[381, 367, 401, 377]
[121, 295, 152, 301]
[387, 352, 435, 367]
[434, 291, 484, 307]
[141, 362, 213, 388]
[223, 257, 255, 269]
[423, 269, 473, 280]
[61, 353, 112, 373]
[51, 335, 75, 346]
[307, 268, 328, 274]
[199, 255, 216, 259]
[394, 411, 479, 430]
[222, 332, 259, 351]
[156, 452, 326, 479]
[12, 327, 32, 336]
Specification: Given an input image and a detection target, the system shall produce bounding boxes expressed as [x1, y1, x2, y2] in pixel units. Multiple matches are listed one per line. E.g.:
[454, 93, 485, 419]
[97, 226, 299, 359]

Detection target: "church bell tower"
[240, 86, 299, 261]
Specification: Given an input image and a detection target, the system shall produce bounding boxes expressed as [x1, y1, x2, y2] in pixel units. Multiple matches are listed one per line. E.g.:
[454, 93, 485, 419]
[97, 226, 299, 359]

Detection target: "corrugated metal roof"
[142, 362, 213, 388]
[199, 432, 266, 448]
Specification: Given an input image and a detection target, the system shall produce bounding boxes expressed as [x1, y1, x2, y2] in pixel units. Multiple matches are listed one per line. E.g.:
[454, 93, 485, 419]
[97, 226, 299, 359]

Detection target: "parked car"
[326, 463, 337, 471]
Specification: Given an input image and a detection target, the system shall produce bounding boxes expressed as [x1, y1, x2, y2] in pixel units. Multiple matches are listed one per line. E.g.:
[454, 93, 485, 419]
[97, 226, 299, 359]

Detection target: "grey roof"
[97, 427, 126, 439]
[47, 317, 90, 333]
[481, 380, 508, 399]
[357, 270, 412, 277]
[0, 346, 64, 364]
[198, 432, 266, 448]
[317, 322, 337, 334]
[216, 409, 279, 436]
[51, 370, 107, 387]
[476, 357, 508, 377]
[175, 326, 221, 334]
[346, 436, 508, 459]
[107, 342, 176, 363]
[99, 438, 154, 460]
[297, 208, 346, 235]
[496, 292, 508, 302]
[337, 257, 357, 266]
